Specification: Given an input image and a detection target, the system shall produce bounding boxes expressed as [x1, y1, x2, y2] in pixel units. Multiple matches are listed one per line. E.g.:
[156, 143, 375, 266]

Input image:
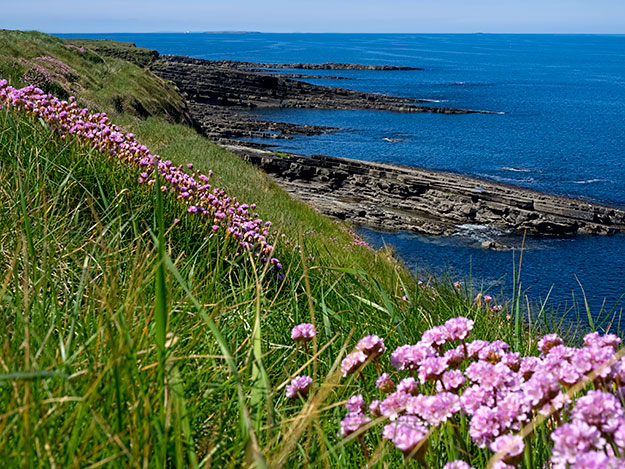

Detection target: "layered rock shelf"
[203, 60, 423, 71]
[226, 145, 625, 237]
[150, 55, 484, 142]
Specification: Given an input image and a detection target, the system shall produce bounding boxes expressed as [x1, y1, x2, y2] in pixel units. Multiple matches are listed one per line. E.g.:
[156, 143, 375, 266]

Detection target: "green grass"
[0, 30, 608, 468]
[0, 29, 186, 121]
[0, 103, 545, 468]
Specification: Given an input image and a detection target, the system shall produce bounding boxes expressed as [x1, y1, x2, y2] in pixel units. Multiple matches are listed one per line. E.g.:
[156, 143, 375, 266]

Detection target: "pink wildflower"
[286, 375, 313, 399]
[291, 323, 317, 342]
[341, 351, 368, 377]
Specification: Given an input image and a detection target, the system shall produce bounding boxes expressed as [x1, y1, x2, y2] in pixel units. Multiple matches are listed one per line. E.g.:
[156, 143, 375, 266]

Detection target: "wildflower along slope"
[336, 319, 625, 468]
[0, 80, 281, 269]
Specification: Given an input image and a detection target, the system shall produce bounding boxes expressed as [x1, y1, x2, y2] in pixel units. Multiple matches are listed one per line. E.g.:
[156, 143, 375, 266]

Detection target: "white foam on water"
[573, 179, 607, 184]
[453, 224, 508, 243]
[502, 166, 532, 172]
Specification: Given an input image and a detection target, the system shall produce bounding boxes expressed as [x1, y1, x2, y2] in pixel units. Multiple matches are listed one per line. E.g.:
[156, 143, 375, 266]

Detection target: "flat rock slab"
[226, 145, 625, 237]
[150, 56, 491, 143]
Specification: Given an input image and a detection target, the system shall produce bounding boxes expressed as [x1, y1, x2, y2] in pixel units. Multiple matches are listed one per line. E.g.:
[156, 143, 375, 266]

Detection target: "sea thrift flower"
[390, 343, 436, 371]
[519, 356, 541, 380]
[490, 434, 525, 466]
[523, 372, 560, 410]
[397, 377, 419, 395]
[491, 462, 516, 469]
[538, 334, 564, 354]
[467, 340, 490, 359]
[291, 323, 317, 342]
[466, 361, 495, 385]
[345, 394, 366, 414]
[572, 344, 617, 378]
[380, 391, 411, 420]
[340, 413, 371, 437]
[444, 347, 466, 368]
[470, 405, 501, 447]
[421, 325, 448, 347]
[369, 400, 381, 417]
[0, 84, 283, 270]
[453, 281, 462, 289]
[285, 375, 313, 399]
[418, 356, 449, 383]
[407, 392, 461, 426]
[461, 385, 495, 415]
[483, 295, 492, 304]
[341, 351, 368, 377]
[501, 352, 521, 372]
[444, 317, 474, 341]
[437, 369, 466, 392]
[613, 422, 625, 449]
[539, 391, 571, 417]
[356, 335, 386, 358]
[494, 392, 531, 431]
[444, 462, 473, 469]
[551, 421, 607, 467]
[376, 373, 395, 393]
[382, 416, 428, 458]
[584, 331, 622, 351]
[571, 390, 624, 434]
[573, 452, 619, 469]
[478, 340, 510, 363]
[313, 316, 625, 462]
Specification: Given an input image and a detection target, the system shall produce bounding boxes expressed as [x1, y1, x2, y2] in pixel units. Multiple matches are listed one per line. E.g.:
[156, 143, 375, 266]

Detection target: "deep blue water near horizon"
[59, 33, 625, 329]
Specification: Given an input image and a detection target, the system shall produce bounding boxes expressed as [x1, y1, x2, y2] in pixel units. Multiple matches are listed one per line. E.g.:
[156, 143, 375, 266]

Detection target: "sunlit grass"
[0, 103, 542, 467]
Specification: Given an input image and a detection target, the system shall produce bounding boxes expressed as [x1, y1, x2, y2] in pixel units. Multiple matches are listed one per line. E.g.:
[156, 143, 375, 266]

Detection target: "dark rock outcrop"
[227, 145, 625, 237]
[246, 70, 353, 80]
[152, 55, 472, 112]
[150, 55, 486, 142]
[206, 60, 423, 71]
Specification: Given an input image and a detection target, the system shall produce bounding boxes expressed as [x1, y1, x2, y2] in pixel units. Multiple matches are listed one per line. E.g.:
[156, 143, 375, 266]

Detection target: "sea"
[59, 33, 625, 329]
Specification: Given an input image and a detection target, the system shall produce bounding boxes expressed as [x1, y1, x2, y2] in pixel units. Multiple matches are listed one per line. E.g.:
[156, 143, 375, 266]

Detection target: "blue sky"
[3, 0, 624, 33]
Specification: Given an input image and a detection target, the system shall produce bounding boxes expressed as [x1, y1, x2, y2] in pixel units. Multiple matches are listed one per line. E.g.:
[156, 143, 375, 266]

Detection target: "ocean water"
[59, 33, 625, 327]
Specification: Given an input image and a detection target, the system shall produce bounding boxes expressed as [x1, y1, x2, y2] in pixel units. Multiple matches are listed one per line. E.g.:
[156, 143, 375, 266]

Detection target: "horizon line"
[52, 31, 625, 36]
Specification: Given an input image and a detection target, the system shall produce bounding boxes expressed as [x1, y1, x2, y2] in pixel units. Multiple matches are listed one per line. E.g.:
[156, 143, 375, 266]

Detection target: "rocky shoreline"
[227, 145, 625, 239]
[150, 55, 486, 143]
[148, 53, 625, 240]
[200, 60, 423, 71]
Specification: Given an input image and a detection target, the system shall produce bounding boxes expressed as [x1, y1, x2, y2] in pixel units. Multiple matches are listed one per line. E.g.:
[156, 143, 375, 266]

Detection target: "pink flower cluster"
[341, 334, 386, 377]
[291, 323, 317, 342]
[0, 81, 282, 269]
[335, 317, 625, 466]
[286, 375, 313, 399]
[32, 56, 79, 81]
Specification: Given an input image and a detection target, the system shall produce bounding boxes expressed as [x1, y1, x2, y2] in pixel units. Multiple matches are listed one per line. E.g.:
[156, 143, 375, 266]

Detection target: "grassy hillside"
[0, 30, 186, 121]
[1, 30, 622, 469]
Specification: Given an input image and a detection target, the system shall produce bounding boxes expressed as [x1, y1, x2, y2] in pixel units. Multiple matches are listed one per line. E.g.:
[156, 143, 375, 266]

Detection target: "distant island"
[201, 30, 261, 34]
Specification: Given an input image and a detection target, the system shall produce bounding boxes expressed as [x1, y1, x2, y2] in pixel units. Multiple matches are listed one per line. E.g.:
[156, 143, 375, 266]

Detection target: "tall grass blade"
[153, 165, 169, 465]
[575, 275, 595, 332]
